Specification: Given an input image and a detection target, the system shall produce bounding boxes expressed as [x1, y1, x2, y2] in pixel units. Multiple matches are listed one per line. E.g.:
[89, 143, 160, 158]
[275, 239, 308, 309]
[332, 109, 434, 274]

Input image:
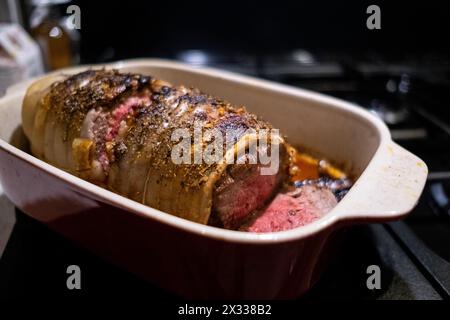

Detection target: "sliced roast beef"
[24, 69, 346, 233]
[212, 143, 288, 229]
[240, 185, 338, 233]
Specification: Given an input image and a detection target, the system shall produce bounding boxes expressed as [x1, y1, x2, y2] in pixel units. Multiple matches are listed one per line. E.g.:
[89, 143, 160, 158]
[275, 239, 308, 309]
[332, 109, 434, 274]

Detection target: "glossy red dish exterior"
[1, 145, 340, 298]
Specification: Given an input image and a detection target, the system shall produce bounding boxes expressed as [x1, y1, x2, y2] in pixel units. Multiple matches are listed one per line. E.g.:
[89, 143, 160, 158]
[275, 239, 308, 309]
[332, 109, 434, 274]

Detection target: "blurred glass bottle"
[29, 0, 80, 70]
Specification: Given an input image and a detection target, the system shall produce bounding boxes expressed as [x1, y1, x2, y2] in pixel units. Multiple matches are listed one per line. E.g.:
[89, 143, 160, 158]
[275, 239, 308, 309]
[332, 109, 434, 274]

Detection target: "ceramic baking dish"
[0, 59, 427, 299]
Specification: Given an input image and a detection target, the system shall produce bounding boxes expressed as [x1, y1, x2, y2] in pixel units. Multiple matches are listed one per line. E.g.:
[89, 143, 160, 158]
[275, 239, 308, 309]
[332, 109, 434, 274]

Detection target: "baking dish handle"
[334, 142, 428, 223]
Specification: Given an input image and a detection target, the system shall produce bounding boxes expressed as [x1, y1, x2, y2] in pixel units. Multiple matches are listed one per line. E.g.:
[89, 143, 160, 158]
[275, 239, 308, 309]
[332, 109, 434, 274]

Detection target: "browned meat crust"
[25, 69, 289, 226]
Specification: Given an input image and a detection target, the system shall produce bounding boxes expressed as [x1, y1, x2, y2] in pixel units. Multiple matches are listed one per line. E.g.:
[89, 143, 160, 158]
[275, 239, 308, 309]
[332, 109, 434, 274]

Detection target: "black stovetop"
[1, 51, 450, 300]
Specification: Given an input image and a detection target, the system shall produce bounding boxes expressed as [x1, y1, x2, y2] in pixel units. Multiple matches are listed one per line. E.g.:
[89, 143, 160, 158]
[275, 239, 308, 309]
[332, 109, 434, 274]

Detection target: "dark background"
[60, 0, 450, 62]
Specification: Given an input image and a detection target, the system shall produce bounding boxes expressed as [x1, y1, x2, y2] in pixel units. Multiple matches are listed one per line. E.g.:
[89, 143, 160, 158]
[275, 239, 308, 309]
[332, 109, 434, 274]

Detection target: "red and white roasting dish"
[0, 59, 427, 299]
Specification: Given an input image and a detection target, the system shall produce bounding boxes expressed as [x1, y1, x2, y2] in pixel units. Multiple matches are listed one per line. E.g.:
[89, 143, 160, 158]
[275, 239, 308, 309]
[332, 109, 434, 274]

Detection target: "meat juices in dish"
[21, 69, 352, 232]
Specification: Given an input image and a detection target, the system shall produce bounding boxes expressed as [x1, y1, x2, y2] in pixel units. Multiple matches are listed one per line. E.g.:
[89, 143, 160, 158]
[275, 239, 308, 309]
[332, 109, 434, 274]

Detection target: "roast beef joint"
[21, 69, 352, 233]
